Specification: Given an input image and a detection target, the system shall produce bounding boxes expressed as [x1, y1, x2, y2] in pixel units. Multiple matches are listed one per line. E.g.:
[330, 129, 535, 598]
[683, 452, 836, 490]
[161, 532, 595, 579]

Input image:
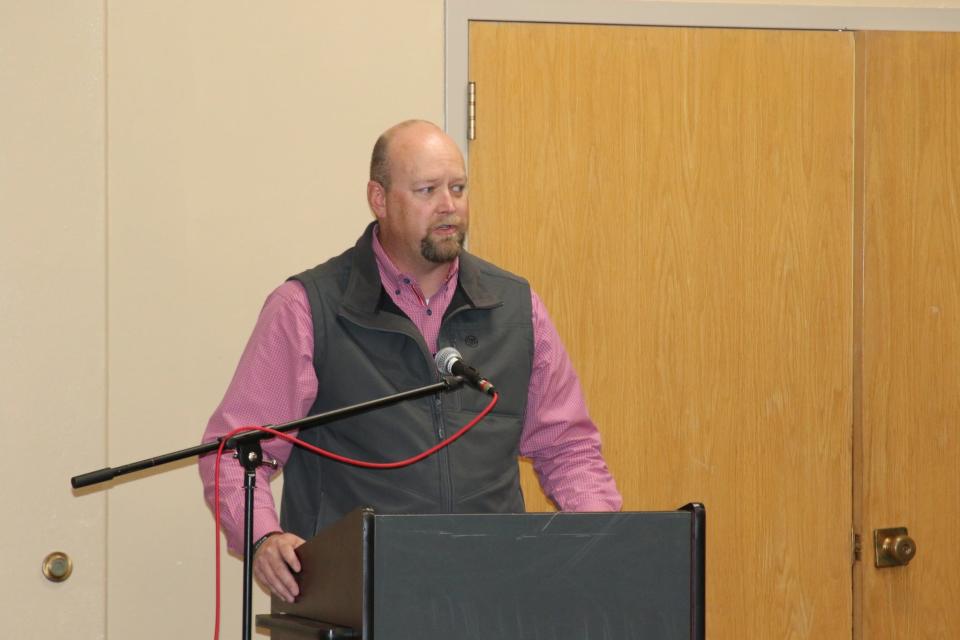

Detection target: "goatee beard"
[421, 230, 466, 264]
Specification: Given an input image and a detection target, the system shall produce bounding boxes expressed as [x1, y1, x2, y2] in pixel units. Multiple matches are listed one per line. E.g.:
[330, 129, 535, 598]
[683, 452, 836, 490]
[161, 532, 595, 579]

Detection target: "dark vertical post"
[237, 440, 264, 640]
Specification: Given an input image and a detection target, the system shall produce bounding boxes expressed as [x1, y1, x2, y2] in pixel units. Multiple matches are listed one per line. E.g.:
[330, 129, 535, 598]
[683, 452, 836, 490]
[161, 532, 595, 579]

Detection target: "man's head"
[367, 120, 469, 276]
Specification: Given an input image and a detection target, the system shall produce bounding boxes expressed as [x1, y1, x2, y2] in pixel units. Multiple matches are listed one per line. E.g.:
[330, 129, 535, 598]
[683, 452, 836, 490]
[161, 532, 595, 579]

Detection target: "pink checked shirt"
[200, 231, 622, 552]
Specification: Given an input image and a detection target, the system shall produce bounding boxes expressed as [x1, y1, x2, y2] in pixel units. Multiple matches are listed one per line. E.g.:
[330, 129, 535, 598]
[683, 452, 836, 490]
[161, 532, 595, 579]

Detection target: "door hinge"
[468, 81, 477, 141]
[852, 532, 862, 563]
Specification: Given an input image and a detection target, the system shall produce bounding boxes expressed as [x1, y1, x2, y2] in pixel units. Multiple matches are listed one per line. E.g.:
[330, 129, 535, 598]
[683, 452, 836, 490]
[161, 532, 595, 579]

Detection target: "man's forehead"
[392, 141, 465, 176]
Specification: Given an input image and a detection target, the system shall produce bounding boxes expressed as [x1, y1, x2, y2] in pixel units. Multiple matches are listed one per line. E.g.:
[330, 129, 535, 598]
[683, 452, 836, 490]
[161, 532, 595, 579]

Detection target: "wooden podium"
[256, 505, 705, 640]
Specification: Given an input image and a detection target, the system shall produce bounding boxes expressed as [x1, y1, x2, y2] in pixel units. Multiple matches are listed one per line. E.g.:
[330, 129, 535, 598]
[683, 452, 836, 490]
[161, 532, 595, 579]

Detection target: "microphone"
[434, 346, 496, 396]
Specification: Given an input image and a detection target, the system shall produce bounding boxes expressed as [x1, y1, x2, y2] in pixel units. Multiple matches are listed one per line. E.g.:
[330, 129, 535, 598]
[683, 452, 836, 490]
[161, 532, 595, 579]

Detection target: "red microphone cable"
[211, 391, 499, 640]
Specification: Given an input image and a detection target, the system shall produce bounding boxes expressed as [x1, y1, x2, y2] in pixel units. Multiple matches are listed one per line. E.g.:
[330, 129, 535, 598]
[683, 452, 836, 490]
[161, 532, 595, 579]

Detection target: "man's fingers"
[253, 561, 293, 603]
[254, 554, 296, 603]
[279, 535, 306, 573]
[253, 532, 306, 603]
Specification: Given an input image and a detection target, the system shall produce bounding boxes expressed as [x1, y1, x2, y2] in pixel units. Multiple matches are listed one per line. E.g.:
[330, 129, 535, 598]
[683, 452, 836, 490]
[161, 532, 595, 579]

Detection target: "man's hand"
[252, 532, 306, 603]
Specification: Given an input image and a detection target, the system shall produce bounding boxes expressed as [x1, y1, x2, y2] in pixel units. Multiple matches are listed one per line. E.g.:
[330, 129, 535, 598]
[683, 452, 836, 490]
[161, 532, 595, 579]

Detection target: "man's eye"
[451, 185, 465, 194]
[418, 187, 434, 195]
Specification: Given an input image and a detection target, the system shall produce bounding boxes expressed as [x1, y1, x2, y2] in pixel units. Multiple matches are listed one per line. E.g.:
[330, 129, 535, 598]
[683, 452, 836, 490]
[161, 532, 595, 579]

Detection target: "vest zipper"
[342, 312, 464, 513]
[432, 392, 454, 511]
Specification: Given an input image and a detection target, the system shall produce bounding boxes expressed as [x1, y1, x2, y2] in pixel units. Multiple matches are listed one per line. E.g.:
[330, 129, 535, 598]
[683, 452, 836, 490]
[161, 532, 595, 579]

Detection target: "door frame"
[444, 0, 960, 150]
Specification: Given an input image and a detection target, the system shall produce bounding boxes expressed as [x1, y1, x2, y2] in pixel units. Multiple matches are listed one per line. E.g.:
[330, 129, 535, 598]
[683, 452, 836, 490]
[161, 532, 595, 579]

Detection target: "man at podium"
[199, 120, 622, 603]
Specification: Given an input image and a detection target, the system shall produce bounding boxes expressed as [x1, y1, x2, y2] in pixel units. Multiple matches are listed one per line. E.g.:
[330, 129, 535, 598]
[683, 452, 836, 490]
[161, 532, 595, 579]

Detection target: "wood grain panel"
[861, 31, 960, 640]
[470, 22, 854, 639]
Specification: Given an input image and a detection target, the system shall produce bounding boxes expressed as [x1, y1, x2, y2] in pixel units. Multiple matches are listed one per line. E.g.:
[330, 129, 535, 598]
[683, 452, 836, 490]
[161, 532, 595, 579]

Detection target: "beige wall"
[2, 1, 958, 638]
[105, 1, 443, 638]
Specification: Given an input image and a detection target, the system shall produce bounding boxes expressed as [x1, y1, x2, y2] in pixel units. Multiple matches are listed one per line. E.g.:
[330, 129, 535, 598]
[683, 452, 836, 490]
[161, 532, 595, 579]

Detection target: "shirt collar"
[371, 224, 459, 299]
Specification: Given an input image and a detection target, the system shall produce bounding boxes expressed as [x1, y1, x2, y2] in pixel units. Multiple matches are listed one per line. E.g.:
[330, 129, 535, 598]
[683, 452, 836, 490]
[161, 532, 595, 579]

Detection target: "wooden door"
[0, 2, 107, 636]
[469, 22, 855, 638]
[860, 31, 960, 639]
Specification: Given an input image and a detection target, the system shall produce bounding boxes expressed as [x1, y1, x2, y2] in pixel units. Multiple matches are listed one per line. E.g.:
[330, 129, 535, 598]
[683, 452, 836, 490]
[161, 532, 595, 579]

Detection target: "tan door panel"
[470, 21, 854, 638]
[0, 3, 107, 637]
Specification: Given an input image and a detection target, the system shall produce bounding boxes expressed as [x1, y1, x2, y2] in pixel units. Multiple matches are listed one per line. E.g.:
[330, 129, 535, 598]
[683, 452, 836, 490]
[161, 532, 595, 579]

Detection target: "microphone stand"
[72, 377, 460, 640]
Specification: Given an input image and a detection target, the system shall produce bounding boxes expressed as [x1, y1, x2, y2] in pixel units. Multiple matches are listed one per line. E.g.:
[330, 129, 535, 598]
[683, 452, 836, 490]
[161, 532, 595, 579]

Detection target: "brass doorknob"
[874, 527, 917, 567]
[42, 551, 73, 582]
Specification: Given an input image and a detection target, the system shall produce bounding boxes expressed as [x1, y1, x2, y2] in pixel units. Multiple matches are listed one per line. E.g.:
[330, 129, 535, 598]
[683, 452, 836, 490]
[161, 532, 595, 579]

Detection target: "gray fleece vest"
[280, 223, 533, 538]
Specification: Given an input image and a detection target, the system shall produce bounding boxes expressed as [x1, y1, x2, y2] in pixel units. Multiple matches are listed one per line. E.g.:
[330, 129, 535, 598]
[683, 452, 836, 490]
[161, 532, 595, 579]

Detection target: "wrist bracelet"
[253, 531, 280, 554]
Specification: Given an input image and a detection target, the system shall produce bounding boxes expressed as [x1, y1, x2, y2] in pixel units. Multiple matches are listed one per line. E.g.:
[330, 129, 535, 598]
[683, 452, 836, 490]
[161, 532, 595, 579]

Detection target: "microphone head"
[434, 346, 462, 376]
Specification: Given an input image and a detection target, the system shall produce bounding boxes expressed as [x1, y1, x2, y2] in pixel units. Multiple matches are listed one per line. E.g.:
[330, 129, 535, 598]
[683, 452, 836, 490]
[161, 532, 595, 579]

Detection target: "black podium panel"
[373, 512, 696, 640]
[264, 506, 705, 640]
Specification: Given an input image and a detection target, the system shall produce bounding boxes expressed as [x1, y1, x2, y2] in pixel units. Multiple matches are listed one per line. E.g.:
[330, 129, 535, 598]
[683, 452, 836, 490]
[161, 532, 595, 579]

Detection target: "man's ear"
[367, 180, 387, 220]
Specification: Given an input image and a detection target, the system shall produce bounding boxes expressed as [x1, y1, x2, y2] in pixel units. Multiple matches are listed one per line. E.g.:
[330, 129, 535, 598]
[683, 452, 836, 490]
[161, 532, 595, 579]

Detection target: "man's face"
[374, 126, 469, 273]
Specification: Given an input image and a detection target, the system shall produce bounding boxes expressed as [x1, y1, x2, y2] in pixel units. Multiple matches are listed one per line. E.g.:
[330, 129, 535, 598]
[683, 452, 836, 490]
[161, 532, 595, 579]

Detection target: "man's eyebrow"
[411, 174, 467, 186]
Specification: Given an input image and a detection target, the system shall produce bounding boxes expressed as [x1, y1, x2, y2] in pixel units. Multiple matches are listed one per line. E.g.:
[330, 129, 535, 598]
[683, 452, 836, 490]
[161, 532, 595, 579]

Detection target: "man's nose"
[438, 187, 456, 211]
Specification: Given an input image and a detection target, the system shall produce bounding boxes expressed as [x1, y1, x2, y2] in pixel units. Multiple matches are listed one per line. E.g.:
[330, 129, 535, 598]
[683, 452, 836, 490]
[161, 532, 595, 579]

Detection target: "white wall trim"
[444, 0, 960, 150]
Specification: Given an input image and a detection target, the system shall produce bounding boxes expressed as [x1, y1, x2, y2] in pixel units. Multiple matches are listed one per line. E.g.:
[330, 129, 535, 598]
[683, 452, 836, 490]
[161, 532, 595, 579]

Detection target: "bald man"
[200, 120, 622, 602]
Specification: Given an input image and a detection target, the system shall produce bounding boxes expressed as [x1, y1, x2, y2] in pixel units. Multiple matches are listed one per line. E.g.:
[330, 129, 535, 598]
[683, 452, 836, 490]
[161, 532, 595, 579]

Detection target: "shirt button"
[426, 309, 433, 316]
[394, 289, 401, 295]
[403, 278, 411, 284]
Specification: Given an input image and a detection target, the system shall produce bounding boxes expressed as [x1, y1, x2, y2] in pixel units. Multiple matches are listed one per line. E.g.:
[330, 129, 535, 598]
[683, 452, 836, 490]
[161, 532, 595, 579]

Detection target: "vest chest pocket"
[443, 323, 532, 418]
